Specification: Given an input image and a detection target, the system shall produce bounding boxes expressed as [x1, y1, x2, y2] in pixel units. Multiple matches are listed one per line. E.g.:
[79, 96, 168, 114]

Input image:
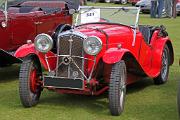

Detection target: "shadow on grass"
[39, 78, 154, 115]
[0, 64, 20, 82]
[40, 93, 110, 115]
[127, 77, 154, 94]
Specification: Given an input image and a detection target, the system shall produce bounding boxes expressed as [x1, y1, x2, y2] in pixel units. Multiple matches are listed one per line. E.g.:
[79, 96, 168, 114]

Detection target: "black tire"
[177, 80, 180, 118]
[19, 56, 42, 107]
[154, 45, 170, 85]
[109, 60, 127, 116]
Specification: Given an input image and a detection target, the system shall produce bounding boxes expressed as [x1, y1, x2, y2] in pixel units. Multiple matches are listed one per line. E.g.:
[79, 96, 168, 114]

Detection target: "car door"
[9, 12, 37, 46]
[0, 10, 12, 50]
[137, 31, 153, 72]
[36, 11, 66, 35]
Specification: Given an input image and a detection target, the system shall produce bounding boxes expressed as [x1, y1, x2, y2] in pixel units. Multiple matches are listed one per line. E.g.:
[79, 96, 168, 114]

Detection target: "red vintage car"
[0, 0, 79, 67]
[15, 7, 174, 116]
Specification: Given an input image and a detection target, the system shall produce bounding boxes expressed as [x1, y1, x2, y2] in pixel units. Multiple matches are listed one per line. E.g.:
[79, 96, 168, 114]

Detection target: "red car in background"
[129, 0, 140, 5]
[0, 0, 79, 67]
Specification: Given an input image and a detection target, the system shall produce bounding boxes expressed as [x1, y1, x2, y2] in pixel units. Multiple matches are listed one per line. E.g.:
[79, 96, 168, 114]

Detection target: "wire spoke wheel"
[154, 45, 170, 85]
[19, 56, 42, 107]
[109, 60, 127, 116]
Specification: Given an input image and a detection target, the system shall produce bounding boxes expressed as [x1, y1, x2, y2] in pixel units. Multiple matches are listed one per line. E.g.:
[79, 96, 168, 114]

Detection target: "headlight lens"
[34, 33, 53, 53]
[83, 36, 102, 55]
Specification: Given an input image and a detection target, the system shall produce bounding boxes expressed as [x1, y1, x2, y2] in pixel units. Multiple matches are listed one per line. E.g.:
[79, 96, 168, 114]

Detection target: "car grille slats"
[57, 34, 84, 79]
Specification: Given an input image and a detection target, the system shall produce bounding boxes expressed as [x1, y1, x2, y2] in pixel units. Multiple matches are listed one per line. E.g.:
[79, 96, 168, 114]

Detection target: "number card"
[81, 9, 100, 24]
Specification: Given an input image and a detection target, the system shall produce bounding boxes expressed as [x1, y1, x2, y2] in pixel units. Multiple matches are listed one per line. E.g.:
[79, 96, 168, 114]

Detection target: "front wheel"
[154, 45, 170, 85]
[109, 60, 127, 116]
[19, 56, 42, 107]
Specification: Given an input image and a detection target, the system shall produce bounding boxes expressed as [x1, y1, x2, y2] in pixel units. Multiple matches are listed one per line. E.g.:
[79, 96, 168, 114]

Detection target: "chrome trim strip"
[87, 56, 96, 83]
[43, 86, 84, 90]
[45, 54, 51, 72]
[132, 7, 140, 46]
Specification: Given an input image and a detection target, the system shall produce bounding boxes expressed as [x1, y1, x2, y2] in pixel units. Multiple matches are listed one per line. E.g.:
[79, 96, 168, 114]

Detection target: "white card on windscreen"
[81, 9, 100, 24]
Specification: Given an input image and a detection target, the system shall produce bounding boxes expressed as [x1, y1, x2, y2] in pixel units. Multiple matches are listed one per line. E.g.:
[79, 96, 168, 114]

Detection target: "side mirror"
[69, 9, 76, 15]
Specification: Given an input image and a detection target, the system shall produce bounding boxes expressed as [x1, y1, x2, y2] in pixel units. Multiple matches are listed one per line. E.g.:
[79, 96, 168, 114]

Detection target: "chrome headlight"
[34, 33, 53, 53]
[83, 36, 102, 56]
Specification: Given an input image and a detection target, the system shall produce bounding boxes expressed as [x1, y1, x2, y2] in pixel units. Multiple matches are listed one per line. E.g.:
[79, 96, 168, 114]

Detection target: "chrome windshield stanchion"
[87, 56, 96, 83]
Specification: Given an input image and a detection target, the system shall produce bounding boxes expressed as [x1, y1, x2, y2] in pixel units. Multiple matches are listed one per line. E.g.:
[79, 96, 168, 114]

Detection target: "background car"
[15, 6, 174, 116]
[129, 0, 140, 5]
[136, 0, 180, 15]
[135, 0, 151, 13]
[0, 0, 78, 67]
[177, 1, 180, 15]
[113, 0, 128, 4]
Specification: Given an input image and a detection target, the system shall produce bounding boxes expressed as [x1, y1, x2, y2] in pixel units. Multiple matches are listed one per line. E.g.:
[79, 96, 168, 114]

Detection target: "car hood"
[76, 23, 134, 45]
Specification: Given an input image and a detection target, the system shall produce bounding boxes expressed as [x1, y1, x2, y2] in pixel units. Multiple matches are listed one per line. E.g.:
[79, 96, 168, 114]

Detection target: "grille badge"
[68, 39, 73, 42]
[72, 71, 79, 79]
[62, 56, 71, 65]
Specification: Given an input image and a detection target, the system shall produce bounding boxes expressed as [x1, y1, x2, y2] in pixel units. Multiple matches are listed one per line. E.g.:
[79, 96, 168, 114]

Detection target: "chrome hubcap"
[119, 69, 126, 108]
[161, 49, 168, 80]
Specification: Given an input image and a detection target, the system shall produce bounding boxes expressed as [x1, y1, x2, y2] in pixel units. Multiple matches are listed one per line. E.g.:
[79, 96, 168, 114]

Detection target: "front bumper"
[44, 76, 84, 90]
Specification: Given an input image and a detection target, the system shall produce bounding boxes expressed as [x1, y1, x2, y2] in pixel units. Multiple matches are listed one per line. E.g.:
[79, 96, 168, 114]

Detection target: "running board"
[0, 49, 22, 66]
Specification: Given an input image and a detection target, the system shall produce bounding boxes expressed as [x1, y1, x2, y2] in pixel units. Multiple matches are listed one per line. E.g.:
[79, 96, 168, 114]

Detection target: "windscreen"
[76, 6, 140, 28]
[0, 0, 6, 10]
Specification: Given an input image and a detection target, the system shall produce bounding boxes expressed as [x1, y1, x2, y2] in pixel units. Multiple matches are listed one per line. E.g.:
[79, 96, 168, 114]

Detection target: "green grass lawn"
[0, 2, 180, 120]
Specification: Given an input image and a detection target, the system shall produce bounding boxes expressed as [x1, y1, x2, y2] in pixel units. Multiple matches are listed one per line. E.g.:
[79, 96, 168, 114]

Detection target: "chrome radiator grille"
[56, 34, 84, 79]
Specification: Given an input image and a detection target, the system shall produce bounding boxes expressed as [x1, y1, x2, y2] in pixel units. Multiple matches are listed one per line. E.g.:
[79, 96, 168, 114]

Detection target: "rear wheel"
[109, 60, 127, 116]
[121, 0, 127, 4]
[154, 45, 170, 85]
[19, 56, 42, 107]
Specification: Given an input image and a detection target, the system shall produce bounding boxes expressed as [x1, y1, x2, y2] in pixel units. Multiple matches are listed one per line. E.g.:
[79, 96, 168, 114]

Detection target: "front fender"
[15, 44, 57, 70]
[102, 48, 130, 64]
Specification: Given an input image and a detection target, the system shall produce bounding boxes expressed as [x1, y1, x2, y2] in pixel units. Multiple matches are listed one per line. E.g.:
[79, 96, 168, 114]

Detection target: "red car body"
[16, 7, 174, 116]
[0, 0, 73, 66]
[128, 0, 140, 5]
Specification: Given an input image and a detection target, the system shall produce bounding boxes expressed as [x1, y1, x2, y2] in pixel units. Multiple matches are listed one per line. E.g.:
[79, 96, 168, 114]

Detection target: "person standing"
[164, 0, 173, 17]
[151, 0, 158, 18]
[172, 0, 177, 18]
[157, 0, 164, 18]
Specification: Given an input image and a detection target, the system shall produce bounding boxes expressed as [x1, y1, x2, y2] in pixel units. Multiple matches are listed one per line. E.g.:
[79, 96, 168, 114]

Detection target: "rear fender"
[15, 44, 57, 70]
[151, 37, 174, 76]
[102, 48, 130, 64]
